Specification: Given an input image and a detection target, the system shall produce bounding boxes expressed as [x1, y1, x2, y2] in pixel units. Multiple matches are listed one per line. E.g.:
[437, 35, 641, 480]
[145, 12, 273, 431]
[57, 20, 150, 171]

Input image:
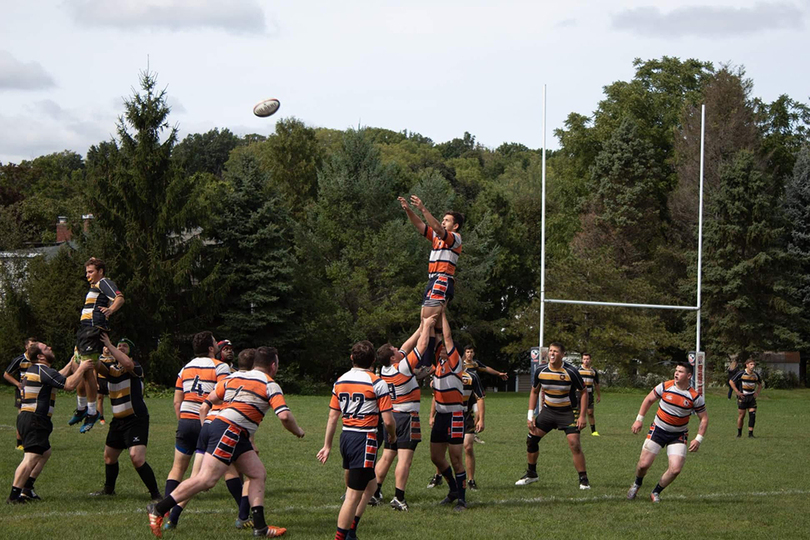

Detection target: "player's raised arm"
[398, 196, 428, 235]
[632, 390, 658, 434]
[316, 408, 341, 463]
[410, 195, 446, 238]
[441, 311, 454, 353]
[100, 333, 135, 373]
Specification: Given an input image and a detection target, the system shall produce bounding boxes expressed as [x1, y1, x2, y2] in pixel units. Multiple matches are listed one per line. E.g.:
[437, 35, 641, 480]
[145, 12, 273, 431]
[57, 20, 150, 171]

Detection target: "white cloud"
[612, 2, 805, 38]
[66, 0, 268, 34]
[0, 51, 56, 90]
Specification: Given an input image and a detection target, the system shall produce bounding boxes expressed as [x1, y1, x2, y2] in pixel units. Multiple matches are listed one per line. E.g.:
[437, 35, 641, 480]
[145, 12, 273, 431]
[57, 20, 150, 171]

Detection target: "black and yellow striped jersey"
[80, 277, 122, 330]
[20, 363, 67, 417]
[578, 366, 599, 393]
[461, 370, 485, 413]
[731, 370, 762, 395]
[5, 352, 31, 382]
[103, 358, 147, 419]
[532, 361, 585, 411]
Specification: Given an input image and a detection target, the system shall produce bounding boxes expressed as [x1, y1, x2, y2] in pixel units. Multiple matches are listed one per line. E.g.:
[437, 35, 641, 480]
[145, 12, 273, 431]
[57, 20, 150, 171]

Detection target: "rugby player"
[729, 360, 763, 438]
[627, 362, 708, 503]
[317, 340, 396, 540]
[577, 353, 601, 436]
[3, 337, 36, 450]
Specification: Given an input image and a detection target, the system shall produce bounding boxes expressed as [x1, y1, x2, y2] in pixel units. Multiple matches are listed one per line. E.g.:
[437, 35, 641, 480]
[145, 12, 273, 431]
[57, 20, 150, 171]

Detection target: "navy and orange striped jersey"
[20, 363, 67, 417]
[330, 368, 393, 433]
[5, 352, 31, 382]
[652, 380, 706, 433]
[104, 359, 148, 419]
[532, 361, 584, 411]
[461, 369, 485, 413]
[425, 228, 462, 279]
[578, 366, 599, 393]
[731, 370, 762, 395]
[175, 357, 231, 420]
[80, 277, 122, 330]
[432, 346, 464, 413]
[213, 369, 289, 436]
[380, 349, 423, 413]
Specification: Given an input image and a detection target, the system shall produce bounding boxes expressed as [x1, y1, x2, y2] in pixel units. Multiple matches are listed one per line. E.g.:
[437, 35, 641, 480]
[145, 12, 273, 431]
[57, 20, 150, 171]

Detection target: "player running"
[577, 353, 601, 436]
[148, 346, 304, 538]
[515, 342, 590, 490]
[627, 362, 708, 503]
[318, 340, 396, 540]
[729, 359, 763, 438]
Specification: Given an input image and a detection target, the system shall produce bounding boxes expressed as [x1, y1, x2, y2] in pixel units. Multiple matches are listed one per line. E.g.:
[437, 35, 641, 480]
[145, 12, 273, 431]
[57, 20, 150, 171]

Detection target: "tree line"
[1, 56, 808, 390]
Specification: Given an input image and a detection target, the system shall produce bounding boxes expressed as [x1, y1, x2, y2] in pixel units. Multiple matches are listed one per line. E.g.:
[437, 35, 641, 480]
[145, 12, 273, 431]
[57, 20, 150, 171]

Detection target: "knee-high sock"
[105, 462, 119, 490]
[135, 462, 159, 496]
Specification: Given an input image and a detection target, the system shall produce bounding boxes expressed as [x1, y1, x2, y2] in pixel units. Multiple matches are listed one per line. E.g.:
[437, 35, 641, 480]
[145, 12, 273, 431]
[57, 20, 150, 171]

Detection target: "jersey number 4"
[189, 376, 206, 397]
[338, 392, 366, 419]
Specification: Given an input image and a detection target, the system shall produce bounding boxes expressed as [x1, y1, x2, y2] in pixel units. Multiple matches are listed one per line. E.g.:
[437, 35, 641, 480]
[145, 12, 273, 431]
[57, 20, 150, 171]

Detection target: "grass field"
[1, 386, 809, 539]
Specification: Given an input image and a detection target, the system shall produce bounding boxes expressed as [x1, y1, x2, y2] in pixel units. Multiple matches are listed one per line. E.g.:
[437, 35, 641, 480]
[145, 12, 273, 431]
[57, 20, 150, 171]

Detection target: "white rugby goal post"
[537, 86, 706, 394]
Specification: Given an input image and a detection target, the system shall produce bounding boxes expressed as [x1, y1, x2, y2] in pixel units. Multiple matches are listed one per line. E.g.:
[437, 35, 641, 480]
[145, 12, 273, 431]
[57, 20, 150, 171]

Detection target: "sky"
[1, 0, 808, 164]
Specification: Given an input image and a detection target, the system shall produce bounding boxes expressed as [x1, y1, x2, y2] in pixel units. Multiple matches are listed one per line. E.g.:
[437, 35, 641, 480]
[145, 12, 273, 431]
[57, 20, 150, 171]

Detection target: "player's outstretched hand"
[316, 447, 330, 464]
[409, 195, 425, 210]
[498, 372, 508, 381]
[397, 196, 410, 209]
[688, 439, 701, 452]
[100, 332, 113, 348]
[296, 428, 305, 438]
[631, 420, 642, 434]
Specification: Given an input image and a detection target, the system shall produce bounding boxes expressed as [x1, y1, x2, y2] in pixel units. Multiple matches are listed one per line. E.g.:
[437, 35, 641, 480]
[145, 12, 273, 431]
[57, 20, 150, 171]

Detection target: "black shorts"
[196, 421, 211, 453]
[384, 411, 421, 451]
[175, 418, 202, 455]
[206, 419, 253, 465]
[738, 395, 757, 410]
[97, 377, 109, 396]
[14, 386, 22, 409]
[431, 411, 464, 444]
[422, 275, 455, 308]
[534, 407, 579, 435]
[463, 412, 475, 434]
[577, 391, 595, 410]
[75, 326, 105, 359]
[647, 424, 688, 447]
[17, 412, 53, 454]
[340, 430, 378, 470]
[106, 415, 150, 450]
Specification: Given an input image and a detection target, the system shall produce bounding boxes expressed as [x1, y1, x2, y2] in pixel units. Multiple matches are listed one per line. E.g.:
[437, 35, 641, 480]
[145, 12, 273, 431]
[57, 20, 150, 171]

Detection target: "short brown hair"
[25, 337, 37, 347]
[238, 349, 256, 370]
[192, 331, 216, 356]
[376, 343, 396, 367]
[351, 341, 375, 369]
[445, 211, 465, 231]
[254, 346, 279, 369]
[85, 257, 106, 273]
[549, 342, 566, 353]
[26, 342, 41, 360]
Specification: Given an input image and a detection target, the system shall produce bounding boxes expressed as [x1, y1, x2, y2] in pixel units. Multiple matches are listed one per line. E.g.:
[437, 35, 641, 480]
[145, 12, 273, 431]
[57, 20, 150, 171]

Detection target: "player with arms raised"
[627, 362, 708, 503]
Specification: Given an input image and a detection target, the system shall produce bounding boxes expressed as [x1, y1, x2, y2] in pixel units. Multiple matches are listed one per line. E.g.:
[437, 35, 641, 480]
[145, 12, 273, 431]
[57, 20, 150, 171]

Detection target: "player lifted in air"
[515, 342, 590, 490]
[148, 346, 304, 538]
[729, 359, 763, 438]
[372, 316, 437, 511]
[577, 353, 601, 436]
[318, 340, 396, 540]
[71, 257, 124, 433]
[627, 362, 708, 503]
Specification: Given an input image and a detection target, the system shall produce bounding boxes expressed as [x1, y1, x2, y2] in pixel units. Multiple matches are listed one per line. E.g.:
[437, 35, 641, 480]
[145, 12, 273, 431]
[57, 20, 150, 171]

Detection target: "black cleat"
[439, 492, 458, 505]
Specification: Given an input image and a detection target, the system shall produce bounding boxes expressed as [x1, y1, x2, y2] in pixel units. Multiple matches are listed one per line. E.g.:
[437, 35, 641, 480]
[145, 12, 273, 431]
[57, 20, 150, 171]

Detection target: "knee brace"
[526, 434, 541, 453]
[748, 410, 756, 428]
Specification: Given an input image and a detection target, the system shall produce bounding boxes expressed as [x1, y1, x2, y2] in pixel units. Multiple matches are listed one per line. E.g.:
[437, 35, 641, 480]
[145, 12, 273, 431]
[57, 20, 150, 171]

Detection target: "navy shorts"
[422, 275, 455, 308]
[175, 418, 202, 455]
[206, 419, 253, 465]
[430, 411, 464, 444]
[647, 424, 688, 447]
[340, 430, 378, 470]
[196, 421, 211, 453]
[384, 411, 421, 451]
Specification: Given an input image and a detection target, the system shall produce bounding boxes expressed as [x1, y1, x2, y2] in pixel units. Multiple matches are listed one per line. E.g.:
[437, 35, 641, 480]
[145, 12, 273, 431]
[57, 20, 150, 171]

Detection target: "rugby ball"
[253, 98, 280, 118]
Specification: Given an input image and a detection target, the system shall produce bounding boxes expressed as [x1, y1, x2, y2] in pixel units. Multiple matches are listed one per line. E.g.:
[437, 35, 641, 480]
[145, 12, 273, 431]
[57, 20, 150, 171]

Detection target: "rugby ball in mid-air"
[253, 98, 280, 118]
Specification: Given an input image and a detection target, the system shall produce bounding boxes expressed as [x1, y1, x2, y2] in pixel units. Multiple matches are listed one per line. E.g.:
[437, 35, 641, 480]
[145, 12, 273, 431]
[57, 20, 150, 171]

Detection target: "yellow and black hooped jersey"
[103, 359, 147, 419]
[533, 361, 585, 411]
[731, 370, 762, 396]
[578, 366, 599, 393]
[80, 277, 122, 330]
[5, 352, 31, 382]
[461, 370, 485, 413]
[20, 363, 67, 417]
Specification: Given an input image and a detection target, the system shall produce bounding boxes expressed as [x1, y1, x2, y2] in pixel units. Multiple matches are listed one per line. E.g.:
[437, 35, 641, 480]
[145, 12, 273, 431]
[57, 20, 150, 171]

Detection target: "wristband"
[203, 399, 212, 408]
[635, 414, 644, 423]
[528, 410, 535, 421]
[695, 434, 704, 443]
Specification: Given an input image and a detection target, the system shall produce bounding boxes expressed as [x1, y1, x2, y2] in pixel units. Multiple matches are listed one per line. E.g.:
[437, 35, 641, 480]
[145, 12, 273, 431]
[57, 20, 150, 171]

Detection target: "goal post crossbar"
[544, 298, 699, 311]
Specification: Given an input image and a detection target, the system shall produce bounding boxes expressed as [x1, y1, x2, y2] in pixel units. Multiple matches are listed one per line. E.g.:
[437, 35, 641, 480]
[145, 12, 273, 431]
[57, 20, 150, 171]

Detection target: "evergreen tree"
[784, 146, 810, 342]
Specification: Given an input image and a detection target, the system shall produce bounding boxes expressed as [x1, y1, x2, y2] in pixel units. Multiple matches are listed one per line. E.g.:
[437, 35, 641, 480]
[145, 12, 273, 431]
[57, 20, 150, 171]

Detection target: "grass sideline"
[1, 386, 809, 539]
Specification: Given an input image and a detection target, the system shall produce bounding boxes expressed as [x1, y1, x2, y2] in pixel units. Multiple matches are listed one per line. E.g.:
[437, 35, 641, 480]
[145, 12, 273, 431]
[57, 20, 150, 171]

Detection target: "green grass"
[1, 387, 809, 539]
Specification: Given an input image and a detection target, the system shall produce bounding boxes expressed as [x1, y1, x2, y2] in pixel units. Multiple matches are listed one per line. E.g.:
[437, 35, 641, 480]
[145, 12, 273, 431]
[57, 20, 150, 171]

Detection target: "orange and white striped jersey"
[330, 368, 393, 433]
[213, 369, 289, 436]
[204, 379, 227, 423]
[431, 346, 463, 413]
[176, 357, 231, 420]
[380, 349, 423, 413]
[652, 380, 706, 433]
[425, 228, 462, 278]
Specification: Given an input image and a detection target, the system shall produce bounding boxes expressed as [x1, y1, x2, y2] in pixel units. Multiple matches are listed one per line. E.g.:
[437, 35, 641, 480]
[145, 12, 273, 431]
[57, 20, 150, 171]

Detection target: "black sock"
[169, 505, 183, 524]
[395, 488, 405, 501]
[9, 486, 22, 501]
[105, 462, 120, 491]
[135, 462, 160, 497]
[24, 476, 36, 490]
[653, 483, 665, 494]
[351, 515, 361, 531]
[440, 467, 458, 492]
[578, 471, 588, 484]
[455, 471, 466, 501]
[528, 463, 537, 474]
[239, 496, 250, 521]
[164, 478, 180, 498]
[590, 425, 596, 433]
[634, 476, 644, 487]
[155, 495, 177, 516]
[252, 506, 267, 530]
[738, 428, 742, 436]
[335, 527, 348, 540]
[374, 485, 382, 498]
[225, 477, 243, 507]
[16, 438, 22, 448]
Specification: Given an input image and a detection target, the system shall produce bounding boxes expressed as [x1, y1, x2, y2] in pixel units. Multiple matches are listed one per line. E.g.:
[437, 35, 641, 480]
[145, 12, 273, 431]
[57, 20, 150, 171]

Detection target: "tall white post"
[539, 85, 547, 353]
[696, 104, 706, 354]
